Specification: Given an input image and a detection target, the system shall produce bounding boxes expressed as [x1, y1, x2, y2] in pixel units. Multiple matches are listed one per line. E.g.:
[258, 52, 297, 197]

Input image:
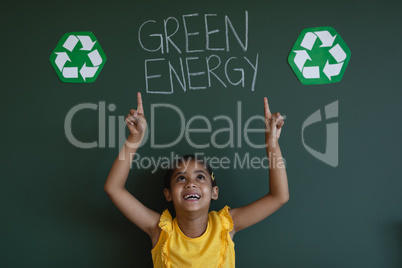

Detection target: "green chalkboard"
[2, 0, 402, 267]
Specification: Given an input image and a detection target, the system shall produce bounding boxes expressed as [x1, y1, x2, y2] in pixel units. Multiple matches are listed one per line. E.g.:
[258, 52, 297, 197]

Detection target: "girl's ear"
[211, 186, 219, 200]
[164, 188, 173, 202]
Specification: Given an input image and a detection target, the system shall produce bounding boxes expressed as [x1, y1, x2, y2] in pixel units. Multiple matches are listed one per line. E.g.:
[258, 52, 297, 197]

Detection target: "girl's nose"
[185, 182, 197, 188]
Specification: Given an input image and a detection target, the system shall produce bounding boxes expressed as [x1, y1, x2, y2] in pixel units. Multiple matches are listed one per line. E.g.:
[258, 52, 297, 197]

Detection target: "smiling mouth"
[183, 194, 201, 200]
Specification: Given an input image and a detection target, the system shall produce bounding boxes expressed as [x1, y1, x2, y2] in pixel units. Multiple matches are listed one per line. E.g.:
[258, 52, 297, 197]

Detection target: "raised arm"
[229, 97, 289, 234]
[104, 92, 160, 240]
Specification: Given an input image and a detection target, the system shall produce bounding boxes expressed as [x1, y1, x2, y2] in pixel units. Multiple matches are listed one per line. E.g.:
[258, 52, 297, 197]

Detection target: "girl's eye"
[177, 176, 185, 181]
[197, 175, 205, 180]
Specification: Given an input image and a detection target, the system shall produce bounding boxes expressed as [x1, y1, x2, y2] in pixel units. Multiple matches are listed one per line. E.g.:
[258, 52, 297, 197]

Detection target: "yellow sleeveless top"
[151, 206, 235, 268]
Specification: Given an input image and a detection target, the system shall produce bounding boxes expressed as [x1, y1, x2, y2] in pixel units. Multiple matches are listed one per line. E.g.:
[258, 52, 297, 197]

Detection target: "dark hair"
[164, 155, 217, 189]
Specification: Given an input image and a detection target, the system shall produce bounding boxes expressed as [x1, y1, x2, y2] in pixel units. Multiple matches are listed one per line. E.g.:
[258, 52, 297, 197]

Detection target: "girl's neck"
[175, 210, 209, 238]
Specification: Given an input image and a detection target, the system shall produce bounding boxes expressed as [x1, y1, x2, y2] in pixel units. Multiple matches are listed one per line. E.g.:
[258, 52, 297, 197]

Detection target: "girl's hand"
[264, 97, 284, 145]
[125, 92, 147, 145]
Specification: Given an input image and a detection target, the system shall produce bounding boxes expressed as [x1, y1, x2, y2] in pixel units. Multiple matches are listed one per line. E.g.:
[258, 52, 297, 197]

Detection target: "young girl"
[104, 92, 289, 268]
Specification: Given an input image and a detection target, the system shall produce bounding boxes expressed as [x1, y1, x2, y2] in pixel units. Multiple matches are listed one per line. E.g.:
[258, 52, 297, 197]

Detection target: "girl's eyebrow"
[194, 170, 208, 176]
[173, 170, 207, 177]
[173, 171, 186, 178]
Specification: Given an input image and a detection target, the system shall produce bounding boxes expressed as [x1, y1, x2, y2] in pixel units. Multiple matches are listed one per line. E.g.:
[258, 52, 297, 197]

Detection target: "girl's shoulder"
[159, 209, 173, 234]
[212, 206, 234, 232]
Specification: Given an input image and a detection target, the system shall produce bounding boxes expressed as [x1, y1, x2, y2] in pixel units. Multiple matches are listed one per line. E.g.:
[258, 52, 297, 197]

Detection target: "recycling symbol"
[288, 26, 351, 85]
[50, 32, 106, 83]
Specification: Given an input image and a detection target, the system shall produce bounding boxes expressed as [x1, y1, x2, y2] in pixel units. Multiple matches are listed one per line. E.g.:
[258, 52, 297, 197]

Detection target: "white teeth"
[184, 194, 200, 200]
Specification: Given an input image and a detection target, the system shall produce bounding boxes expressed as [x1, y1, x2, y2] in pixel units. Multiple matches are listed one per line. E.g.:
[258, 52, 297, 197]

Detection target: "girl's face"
[164, 160, 218, 213]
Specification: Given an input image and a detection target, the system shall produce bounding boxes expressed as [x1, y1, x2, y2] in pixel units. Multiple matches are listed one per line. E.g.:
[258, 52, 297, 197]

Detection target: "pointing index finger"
[264, 97, 272, 118]
[137, 92, 144, 115]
